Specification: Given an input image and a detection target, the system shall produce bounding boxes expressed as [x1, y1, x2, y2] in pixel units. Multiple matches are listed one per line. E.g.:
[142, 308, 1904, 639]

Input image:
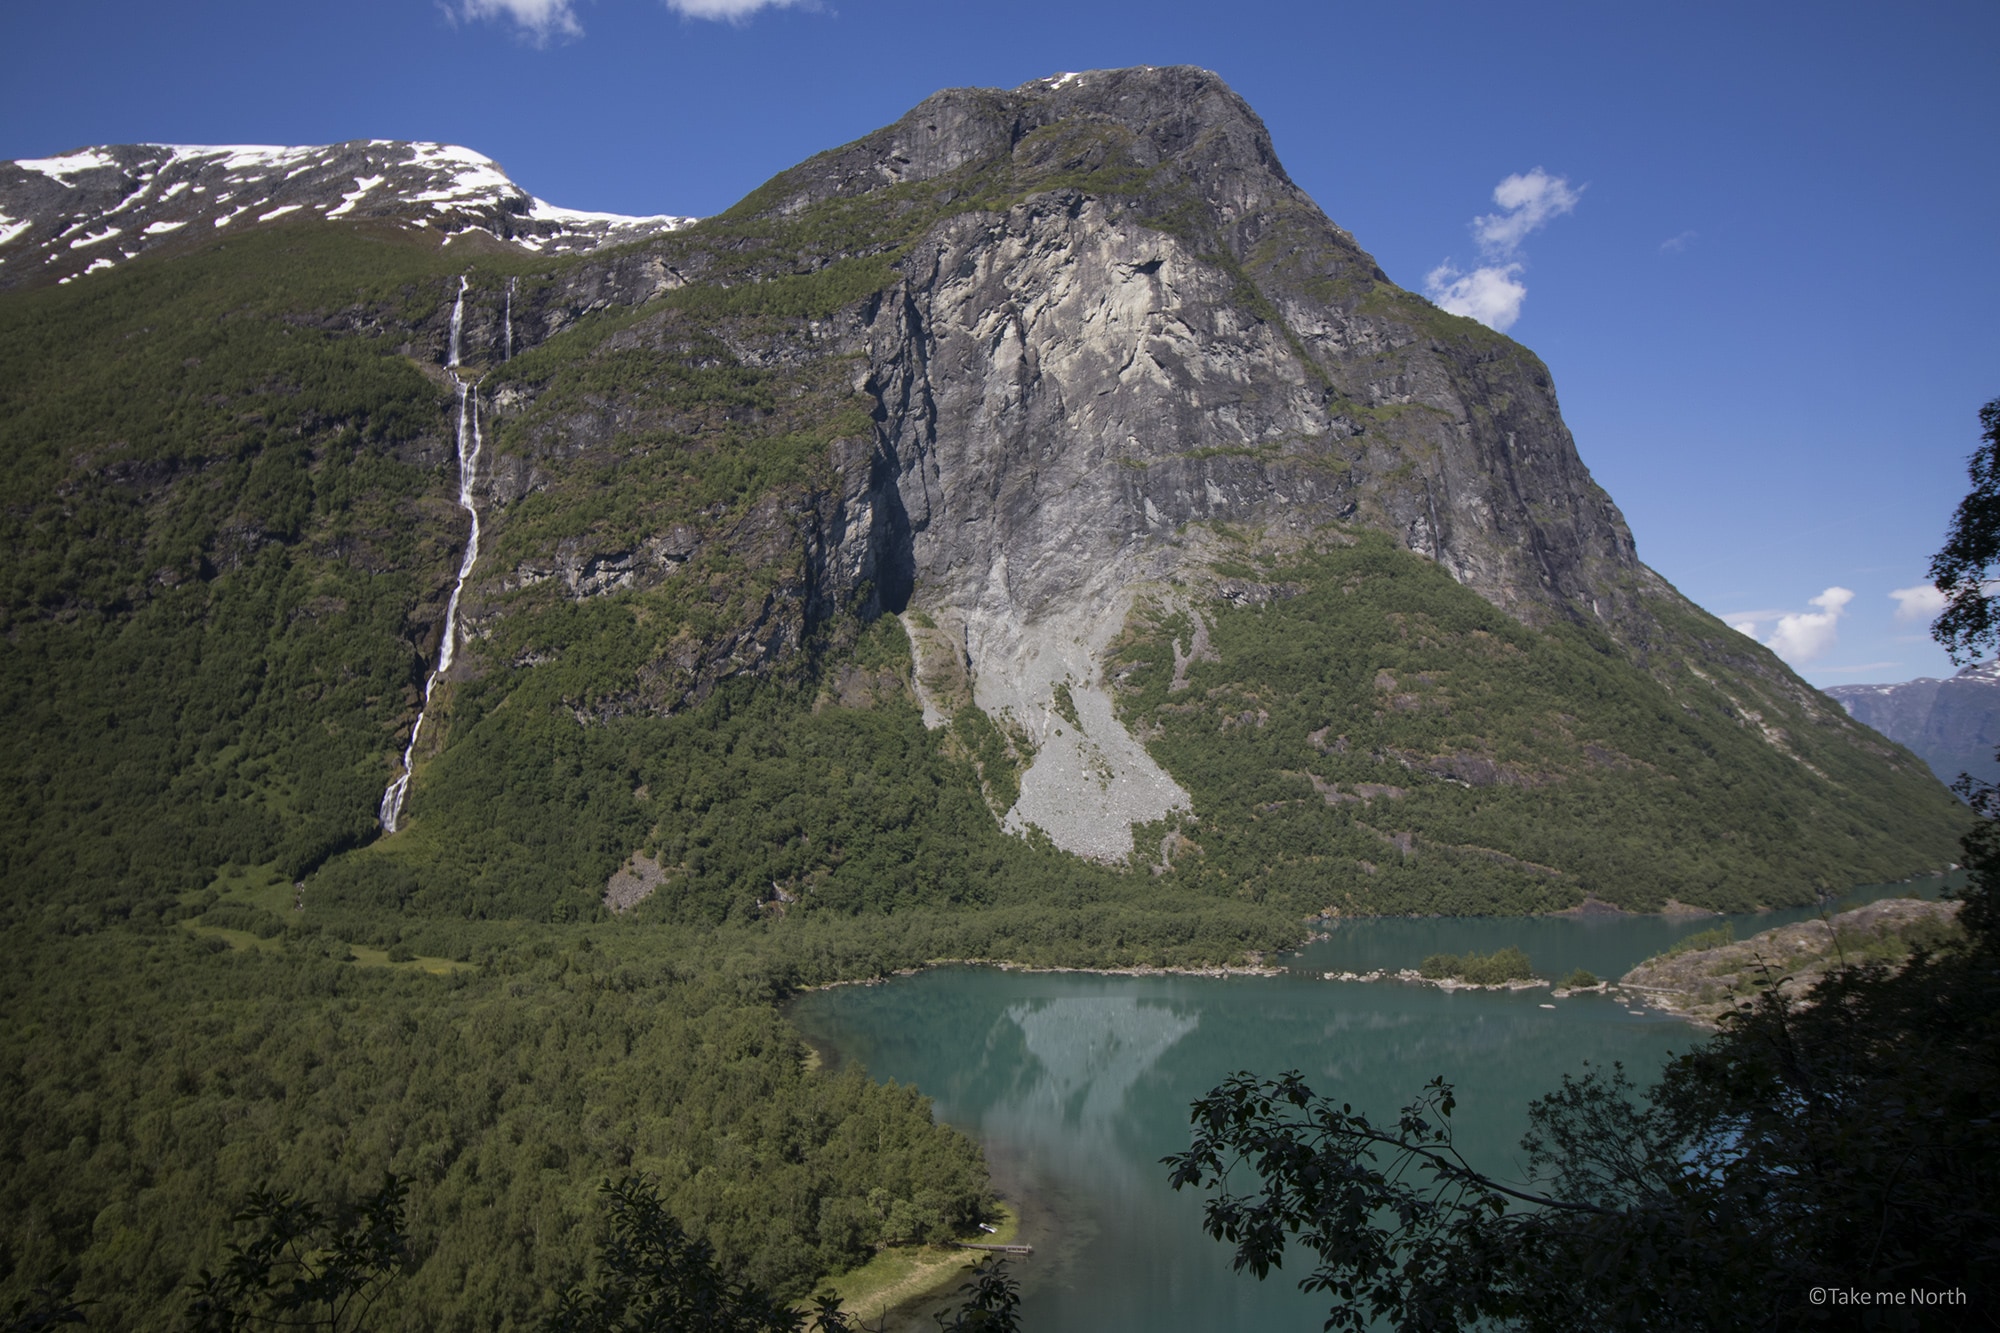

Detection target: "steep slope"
[1827, 661, 2000, 791]
[0, 67, 1967, 933]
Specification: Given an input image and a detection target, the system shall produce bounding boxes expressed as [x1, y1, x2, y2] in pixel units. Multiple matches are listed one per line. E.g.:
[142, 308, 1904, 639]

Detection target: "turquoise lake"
[789, 881, 1949, 1331]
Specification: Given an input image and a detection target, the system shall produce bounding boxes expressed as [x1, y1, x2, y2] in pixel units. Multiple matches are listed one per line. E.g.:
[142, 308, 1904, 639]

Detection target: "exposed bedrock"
[794, 69, 1650, 854]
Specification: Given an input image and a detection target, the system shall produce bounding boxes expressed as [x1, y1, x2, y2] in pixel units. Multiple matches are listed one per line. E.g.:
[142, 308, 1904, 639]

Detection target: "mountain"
[0, 67, 1967, 939]
[0, 139, 694, 290]
[1826, 661, 2000, 792]
[0, 65, 1979, 1331]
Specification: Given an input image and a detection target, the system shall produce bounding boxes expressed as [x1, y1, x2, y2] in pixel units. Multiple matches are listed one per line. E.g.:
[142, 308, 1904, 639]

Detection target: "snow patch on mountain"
[0, 140, 699, 289]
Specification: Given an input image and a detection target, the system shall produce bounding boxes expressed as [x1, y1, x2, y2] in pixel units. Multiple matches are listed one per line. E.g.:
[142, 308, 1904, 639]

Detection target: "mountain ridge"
[1826, 660, 2000, 792]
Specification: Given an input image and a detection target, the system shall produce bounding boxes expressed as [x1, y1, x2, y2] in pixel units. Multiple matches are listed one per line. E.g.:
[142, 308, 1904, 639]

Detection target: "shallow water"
[789, 879, 1949, 1331]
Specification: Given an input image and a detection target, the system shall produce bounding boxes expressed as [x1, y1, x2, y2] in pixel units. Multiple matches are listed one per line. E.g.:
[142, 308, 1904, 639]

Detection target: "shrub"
[1666, 924, 1734, 957]
[1418, 947, 1535, 984]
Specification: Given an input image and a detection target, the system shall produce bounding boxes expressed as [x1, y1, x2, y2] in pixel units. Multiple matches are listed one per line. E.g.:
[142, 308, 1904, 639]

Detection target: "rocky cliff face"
[666, 68, 1649, 854]
[1828, 661, 2000, 792]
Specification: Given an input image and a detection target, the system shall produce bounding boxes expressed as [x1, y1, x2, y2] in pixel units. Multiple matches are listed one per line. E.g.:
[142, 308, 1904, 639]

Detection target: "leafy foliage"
[0, 1281, 87, 1333]
[540, 1176, 803, 1333]
[183, 1176, 408, 1332]
[0, 224, 482, 923]
[1929, 397, 2000, 662]
[930, 1259, 1022, 1333]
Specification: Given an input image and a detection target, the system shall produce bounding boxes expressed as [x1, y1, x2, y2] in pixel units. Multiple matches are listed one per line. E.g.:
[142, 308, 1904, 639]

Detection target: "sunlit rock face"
[804, 68, 1645, 856]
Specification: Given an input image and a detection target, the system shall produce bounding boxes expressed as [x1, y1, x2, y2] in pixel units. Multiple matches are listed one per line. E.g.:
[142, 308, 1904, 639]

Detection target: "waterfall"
[379, 277, 485, 834]
[503, 277, 514, 361]
[446, 274, 466, 367]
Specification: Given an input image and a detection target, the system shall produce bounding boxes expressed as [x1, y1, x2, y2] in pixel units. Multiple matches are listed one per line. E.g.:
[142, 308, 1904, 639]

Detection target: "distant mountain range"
[1826, 661, 2000, 793]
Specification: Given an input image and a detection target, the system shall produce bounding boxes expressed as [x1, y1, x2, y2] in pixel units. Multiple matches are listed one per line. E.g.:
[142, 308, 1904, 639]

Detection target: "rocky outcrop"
[1827, 661, 2000, 791]
[1620, 897, 1963, 1027]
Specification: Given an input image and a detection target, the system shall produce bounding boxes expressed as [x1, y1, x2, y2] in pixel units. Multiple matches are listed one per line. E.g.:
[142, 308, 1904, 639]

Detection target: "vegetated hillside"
[1110, 537, 1963, 915]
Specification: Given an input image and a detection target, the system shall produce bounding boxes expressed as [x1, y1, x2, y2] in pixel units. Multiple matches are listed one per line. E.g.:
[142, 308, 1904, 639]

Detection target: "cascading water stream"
[503, 277, 515, 361]
[379, 276, 486, 833]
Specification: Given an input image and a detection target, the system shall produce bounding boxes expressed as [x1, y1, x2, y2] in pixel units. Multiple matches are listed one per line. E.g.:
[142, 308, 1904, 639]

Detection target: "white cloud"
[1890, 582, 1947, 623]
[664, 0, 808, 17]
[1470, 168, 1582, 257]
[1660, 230, 1696, 254]
[1765, 586, 1854, 665]
[459, 0, 808, 38]
[1424, 262, 1527, 332]
[1424, 167, 1578, 332]
[460, 0, 582, 40]
[1730, 621, 1759, 637]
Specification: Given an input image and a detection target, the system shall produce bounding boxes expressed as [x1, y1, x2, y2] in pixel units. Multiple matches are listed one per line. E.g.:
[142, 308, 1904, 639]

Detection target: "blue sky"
[6, 0, 1996, 686]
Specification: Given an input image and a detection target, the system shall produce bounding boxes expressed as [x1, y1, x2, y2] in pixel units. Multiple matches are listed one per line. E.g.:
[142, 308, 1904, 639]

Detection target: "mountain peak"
[733, 65, 1300, 244]
[0, 139, 695, 290]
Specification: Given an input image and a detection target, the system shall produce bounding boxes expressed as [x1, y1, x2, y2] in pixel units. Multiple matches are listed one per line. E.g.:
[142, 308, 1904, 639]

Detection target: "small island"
[1324, 946, 1552, 991]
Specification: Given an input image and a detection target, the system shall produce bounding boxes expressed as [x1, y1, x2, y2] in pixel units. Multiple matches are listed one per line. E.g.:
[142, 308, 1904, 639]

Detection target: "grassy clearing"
[344, 943, 474, 974]
[179, 918, 468, 972]
[209, 860, 297, 917]
[814, 1203, 1021, 1325]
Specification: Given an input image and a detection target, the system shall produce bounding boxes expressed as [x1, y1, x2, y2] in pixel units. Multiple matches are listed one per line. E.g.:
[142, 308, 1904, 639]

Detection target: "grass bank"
[813, 1202, 1023, 1327]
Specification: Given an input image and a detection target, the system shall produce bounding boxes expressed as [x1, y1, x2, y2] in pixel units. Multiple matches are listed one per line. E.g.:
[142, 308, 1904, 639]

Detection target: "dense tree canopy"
[1930, 397, 2000, 663]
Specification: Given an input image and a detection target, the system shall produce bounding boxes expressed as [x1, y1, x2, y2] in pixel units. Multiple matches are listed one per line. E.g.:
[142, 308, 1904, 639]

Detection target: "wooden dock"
[955, 1242, 1034, 1255]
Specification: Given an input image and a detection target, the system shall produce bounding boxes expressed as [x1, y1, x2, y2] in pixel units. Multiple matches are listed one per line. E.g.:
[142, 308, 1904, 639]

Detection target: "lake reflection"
[790, 881, 1948, 1332]
[1003, 996, 1199, 1128]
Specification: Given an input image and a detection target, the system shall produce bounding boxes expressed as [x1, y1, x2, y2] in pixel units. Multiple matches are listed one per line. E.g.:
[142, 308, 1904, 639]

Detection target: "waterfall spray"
[380, 277, 485, 834]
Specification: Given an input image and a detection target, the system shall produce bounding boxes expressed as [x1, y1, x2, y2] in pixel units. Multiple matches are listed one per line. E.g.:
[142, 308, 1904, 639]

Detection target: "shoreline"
[796, 956, 1284, 992]
[1319, 966, 1550, 992]
[795, 872, 1960, 994]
